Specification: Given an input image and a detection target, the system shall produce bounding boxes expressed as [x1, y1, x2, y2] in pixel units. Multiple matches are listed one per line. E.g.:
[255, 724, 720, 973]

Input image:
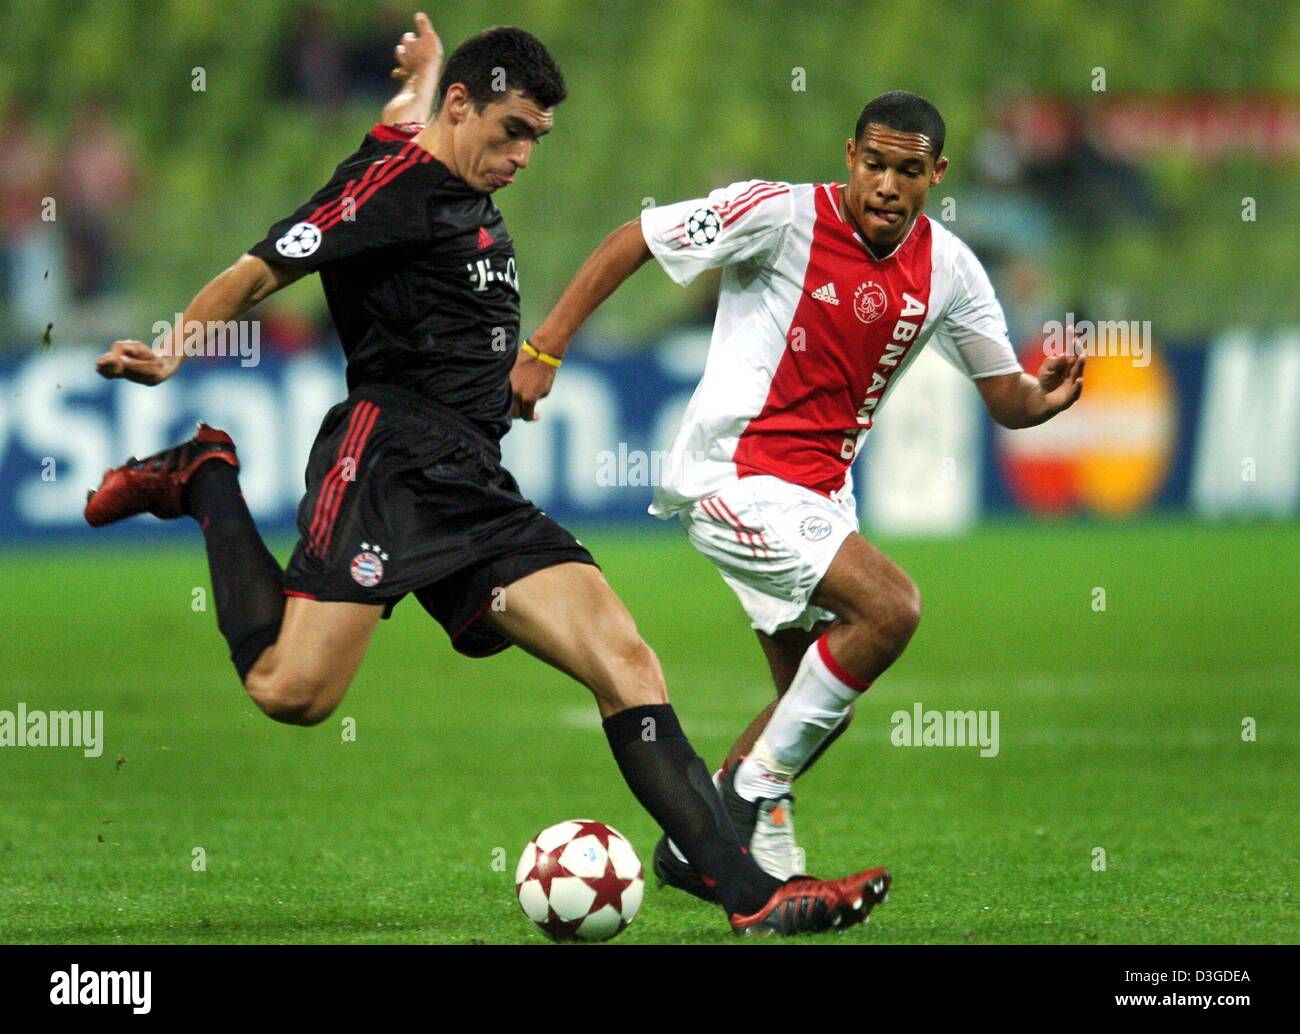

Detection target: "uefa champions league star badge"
[275, 221, 322, 258]
[350, 544, 389, 587]
[685, 207, 721, 246]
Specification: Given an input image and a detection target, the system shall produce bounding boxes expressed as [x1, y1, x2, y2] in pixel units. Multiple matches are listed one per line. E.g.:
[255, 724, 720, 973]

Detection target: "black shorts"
[283, 383, 597, 657]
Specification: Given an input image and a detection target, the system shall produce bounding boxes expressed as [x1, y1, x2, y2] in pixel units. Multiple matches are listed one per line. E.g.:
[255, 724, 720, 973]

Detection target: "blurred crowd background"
[1, 0, 1297, 353]
[0, 0, 1297, 540]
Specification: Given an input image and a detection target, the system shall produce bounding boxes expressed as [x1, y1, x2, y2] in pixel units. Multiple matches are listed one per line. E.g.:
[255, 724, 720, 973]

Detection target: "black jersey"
[249, 123, 519, 441]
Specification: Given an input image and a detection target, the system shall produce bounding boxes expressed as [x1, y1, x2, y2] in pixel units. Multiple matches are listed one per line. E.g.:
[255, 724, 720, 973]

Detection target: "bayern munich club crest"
[853, 280, 889, 324]
[350, 543, 388, 587]
[685, 206, 721, 246]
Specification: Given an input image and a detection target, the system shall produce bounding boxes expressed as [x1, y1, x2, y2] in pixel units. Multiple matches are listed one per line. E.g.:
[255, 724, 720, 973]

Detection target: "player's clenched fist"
[510, 345, 557, 421]
[95, 340, 181, 386]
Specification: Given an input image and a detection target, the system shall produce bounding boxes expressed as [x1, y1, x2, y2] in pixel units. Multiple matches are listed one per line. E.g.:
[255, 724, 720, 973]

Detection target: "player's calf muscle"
[575, 598, 670, 711]
[484, 565, 668, 713]
[546, 611, 667, 714]
[240, 647, 343, 725]
[826, 582, 921, 678]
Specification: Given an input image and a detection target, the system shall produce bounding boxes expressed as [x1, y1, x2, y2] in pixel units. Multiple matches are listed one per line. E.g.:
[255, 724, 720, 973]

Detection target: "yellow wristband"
[521, 340, 563, 367]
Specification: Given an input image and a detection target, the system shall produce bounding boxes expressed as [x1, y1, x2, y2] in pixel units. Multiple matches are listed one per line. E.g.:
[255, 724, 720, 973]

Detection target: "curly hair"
[437, 26, 567, 112]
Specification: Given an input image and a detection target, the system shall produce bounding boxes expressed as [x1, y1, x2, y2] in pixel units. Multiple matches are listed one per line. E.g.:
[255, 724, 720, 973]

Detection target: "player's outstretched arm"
[511, 219, 652, 420]
[95, 254, 304, 386]
[975, 352, 1086, 428]
[380, 11, 443, 127]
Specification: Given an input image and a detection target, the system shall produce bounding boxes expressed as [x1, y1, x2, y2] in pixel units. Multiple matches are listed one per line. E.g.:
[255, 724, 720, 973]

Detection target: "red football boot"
[729, 866, 890, 936]
[84, 423, 239, 527]
[824, 865, 891, 927]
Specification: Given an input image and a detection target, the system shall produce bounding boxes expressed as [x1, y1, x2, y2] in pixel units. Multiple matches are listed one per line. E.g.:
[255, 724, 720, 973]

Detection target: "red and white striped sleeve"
[640, 179, 793, 286]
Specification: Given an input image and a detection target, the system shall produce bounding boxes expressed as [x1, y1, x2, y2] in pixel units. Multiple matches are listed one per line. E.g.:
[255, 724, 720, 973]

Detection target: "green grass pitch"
[1, 519, 1296, 944]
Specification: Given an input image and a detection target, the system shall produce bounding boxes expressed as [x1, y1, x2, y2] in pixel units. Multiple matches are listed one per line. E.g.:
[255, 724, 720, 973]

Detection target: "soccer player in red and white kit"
[512, 91, 1085, 900]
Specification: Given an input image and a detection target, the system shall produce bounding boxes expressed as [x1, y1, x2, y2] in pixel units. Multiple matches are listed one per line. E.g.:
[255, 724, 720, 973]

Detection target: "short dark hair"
[437, 26, 566, 112]
[855, 91, 945, 159]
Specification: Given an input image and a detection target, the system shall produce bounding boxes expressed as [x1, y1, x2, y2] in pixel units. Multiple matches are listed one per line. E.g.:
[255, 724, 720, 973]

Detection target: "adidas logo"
[812, 282, 838, 304]
[476, 226, 494, 250]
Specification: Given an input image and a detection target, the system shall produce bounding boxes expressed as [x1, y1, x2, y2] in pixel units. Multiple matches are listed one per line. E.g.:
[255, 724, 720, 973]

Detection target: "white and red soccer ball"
[515, 819, 644, 941]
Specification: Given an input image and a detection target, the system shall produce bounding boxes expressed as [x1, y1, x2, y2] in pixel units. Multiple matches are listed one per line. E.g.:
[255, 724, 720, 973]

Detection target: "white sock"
[734, 636, 869, 802]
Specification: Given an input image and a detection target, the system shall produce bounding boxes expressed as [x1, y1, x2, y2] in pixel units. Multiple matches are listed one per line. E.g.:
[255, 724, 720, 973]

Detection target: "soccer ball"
[514, 819, 644, 941]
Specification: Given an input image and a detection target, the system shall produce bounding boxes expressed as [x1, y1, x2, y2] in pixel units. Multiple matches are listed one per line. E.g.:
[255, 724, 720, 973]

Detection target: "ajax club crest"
[853, 281, 888, 324]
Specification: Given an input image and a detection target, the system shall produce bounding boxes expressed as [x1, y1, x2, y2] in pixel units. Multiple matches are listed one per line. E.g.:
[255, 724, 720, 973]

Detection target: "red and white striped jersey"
[640, 179, 1022, 515]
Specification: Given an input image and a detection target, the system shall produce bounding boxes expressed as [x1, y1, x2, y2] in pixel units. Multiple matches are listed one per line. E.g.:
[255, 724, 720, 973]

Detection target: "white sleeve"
[930, 239, 1023, 380]
[639, 180, 793, 286]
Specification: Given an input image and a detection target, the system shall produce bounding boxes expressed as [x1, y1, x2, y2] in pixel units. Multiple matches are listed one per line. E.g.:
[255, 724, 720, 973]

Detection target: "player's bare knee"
[841, 577, 921, 661]
[871, 580, 921, 658]
[247, 670, 343, 726]
[596, 635, 667, 710]
[889, 578, 923, 643]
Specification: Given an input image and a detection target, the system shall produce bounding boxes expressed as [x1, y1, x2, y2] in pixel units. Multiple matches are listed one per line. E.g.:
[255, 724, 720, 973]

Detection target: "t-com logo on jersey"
[853, 281, 888, 324]
[466, 255, 519, 292]
[685, 207, 721, 246]
[275, 221, 322, 258]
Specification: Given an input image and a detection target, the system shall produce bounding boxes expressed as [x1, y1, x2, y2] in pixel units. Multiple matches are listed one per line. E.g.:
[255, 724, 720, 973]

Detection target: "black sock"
[603, 704, 780, 915]
[184, 462, 284, 681]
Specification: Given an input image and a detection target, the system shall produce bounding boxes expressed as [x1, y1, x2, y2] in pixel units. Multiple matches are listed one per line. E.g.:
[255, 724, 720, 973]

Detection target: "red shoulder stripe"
[304, 141, 426, 233]
[369, 121, 424, 142]
[315, 144, 422, 234]
[304, 144, 409, 227]
[718, 181, 783, 215]
[722, 186, 789, 228]
[315, 149, 419, 233]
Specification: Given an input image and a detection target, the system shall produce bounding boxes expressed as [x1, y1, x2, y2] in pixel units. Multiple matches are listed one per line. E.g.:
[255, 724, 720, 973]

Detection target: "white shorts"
[679, 475, 858, 635]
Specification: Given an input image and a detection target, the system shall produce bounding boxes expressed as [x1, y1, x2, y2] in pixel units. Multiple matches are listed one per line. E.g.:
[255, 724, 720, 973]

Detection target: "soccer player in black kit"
[85, 18, 888, 935]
